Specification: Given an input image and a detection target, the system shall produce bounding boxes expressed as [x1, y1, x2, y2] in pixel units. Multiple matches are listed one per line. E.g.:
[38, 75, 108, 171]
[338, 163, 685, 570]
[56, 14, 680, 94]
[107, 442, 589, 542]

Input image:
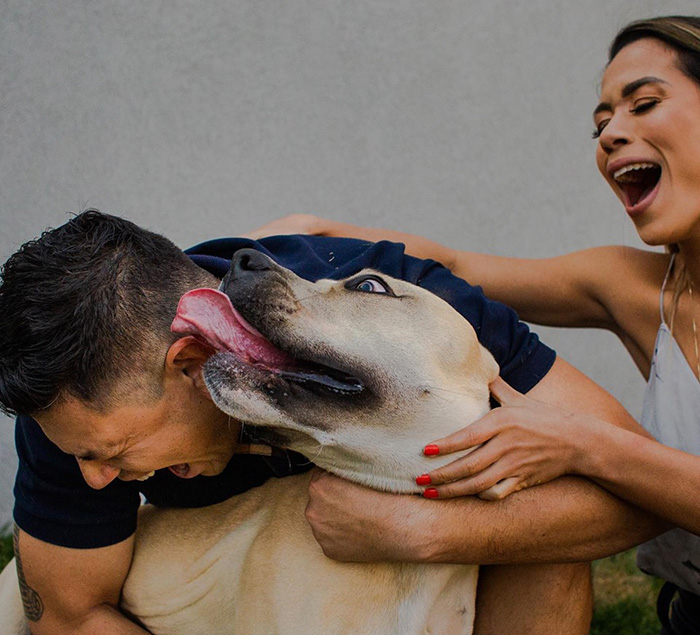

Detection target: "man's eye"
[347, 276, 391, 294]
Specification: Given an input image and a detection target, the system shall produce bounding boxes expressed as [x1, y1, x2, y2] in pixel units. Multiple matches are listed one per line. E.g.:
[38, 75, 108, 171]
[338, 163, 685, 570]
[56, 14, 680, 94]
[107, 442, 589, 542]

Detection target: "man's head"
[0, 210, 237, 488]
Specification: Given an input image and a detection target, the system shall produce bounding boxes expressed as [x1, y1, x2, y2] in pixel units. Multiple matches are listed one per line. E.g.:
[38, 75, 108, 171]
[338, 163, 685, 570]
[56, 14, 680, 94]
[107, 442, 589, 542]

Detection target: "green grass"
[0, 533, 662, 633]
[591, 549, 664, 634]
[0, 529, 12, 572]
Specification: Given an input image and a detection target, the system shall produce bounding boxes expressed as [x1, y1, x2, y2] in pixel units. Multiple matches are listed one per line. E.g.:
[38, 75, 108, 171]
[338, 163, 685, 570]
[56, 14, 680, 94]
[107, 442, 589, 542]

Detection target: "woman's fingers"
[423, 410, 505, 456]
[423, 378, 530, 456]
[478, 476, 529, 501]
[422, 462, 525, 499]
[425, 441, 503, 485]
[489, 375, 527, 406]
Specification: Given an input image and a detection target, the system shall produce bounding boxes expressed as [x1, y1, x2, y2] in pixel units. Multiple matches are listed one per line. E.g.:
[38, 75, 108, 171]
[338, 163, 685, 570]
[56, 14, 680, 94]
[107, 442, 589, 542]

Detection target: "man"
[0, 210, 663, 634]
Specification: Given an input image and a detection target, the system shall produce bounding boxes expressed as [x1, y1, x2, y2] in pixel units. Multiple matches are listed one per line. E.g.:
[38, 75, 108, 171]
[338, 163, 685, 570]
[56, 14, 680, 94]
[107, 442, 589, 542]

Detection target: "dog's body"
[0, 249, 499, 634]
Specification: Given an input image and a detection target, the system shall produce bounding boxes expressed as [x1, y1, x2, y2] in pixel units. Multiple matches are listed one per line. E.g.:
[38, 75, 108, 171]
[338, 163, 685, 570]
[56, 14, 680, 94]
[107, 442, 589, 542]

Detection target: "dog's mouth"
[171, 288, 364, 396]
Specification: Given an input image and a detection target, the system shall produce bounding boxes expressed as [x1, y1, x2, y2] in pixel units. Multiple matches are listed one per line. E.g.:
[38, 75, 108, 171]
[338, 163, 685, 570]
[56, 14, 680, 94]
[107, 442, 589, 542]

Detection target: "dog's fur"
[0, 249, 499, 634]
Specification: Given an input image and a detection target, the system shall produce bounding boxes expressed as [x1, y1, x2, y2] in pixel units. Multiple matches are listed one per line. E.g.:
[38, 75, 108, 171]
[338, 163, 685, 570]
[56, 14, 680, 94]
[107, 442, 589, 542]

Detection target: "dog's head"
[172, 248, 498, 493]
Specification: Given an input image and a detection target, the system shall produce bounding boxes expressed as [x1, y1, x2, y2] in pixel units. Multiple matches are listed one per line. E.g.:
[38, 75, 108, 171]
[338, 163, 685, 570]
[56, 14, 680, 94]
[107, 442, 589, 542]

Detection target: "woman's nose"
[598, 114, 632, 154]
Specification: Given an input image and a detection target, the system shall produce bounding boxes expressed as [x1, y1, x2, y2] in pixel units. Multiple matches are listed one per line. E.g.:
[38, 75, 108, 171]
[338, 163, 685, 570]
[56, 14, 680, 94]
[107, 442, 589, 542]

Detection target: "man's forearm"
[28, 604, 148, 635]
[415, 476, 666, 565]
[305, 470, 666, 564]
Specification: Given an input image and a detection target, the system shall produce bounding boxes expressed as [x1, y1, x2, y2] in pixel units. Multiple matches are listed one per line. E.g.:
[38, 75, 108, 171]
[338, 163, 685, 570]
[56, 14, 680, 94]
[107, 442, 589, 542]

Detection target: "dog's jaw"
[206, 362, 492, 495]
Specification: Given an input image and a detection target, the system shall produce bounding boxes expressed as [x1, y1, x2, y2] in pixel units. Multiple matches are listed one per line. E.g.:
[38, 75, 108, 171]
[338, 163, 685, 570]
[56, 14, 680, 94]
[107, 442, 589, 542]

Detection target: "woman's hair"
[609, 16, 700, 329]
[609, 16, 700, 82]
[0, 210, 217, 416]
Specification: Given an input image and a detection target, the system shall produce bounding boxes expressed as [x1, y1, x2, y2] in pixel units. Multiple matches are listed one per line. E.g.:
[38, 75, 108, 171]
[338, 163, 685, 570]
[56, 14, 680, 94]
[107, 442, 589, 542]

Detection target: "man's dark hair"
[0, 210, 216, 416]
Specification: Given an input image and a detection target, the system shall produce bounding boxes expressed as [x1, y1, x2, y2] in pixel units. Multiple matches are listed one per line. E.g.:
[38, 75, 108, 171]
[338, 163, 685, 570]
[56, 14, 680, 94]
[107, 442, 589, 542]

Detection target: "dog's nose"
[232, 248, 274, 273]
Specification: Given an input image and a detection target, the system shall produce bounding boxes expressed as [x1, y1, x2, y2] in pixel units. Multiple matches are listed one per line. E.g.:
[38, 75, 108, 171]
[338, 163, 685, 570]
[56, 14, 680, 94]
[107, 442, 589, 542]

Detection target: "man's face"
[35, 365, 238, 490]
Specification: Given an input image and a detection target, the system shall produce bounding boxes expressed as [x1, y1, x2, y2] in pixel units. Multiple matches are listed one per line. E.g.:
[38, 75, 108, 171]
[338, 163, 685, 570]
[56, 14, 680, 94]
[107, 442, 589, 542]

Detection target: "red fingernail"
[423, 488, 439, 499]
[416, 474, 432, 486]
[423, 444, 440, 456]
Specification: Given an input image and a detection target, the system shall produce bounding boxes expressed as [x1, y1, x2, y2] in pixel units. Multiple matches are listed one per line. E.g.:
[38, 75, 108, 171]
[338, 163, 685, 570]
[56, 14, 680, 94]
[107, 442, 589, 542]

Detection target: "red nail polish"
[423, 444, 440, 456]
[416, 474, 432, 486]
[423, 488, 439, 499]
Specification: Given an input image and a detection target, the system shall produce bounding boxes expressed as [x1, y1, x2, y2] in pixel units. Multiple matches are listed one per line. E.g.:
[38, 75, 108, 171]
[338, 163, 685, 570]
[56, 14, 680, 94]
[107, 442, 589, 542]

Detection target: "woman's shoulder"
[566, 245, 670, 287]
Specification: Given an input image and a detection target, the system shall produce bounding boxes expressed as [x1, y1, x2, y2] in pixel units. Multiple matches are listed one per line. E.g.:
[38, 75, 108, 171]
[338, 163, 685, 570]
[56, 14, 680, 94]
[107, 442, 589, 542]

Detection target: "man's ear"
[165, 336, 216, 394]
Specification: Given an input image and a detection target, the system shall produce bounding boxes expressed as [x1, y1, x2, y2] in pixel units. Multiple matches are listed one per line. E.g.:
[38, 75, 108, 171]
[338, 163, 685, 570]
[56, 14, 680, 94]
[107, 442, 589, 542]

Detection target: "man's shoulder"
[185, 234, 416, 282]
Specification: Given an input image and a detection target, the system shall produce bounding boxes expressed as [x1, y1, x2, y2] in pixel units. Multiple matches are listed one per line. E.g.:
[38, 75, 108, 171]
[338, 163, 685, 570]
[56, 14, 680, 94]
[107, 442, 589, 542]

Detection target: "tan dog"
[0, 248, 499, 634]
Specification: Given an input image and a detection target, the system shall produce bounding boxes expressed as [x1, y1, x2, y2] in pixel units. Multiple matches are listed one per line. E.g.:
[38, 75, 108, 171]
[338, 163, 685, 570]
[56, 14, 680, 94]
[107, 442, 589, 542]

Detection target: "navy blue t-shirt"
[13, 235, 556, 549]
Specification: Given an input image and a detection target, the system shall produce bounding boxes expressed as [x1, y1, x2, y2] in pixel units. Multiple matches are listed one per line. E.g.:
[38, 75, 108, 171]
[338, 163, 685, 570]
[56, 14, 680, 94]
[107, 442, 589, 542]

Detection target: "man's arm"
[304, 358, 667, 564]
[14, 527, 147, 634]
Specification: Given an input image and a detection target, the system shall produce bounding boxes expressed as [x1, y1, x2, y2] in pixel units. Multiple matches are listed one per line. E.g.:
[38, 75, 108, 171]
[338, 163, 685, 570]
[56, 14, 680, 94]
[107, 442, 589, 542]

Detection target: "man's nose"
[76, 459, 121, 490]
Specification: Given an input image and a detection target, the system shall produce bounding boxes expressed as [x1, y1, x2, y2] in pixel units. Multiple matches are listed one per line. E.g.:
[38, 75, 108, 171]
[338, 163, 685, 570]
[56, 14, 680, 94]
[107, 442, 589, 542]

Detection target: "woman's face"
[594, 38, 700, 246]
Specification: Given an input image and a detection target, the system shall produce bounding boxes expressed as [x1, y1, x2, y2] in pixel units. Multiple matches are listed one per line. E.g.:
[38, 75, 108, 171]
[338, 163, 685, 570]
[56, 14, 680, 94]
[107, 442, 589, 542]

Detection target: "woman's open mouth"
[612, 161, 662, 213]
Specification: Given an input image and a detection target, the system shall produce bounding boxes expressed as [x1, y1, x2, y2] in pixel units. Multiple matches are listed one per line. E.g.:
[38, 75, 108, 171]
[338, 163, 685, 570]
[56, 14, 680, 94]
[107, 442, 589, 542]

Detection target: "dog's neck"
[283, 383, 491, 494]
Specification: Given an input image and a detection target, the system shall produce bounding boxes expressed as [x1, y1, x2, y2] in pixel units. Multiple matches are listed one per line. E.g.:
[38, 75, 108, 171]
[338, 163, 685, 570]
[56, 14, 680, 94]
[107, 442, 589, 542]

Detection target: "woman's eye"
[631, 98, 659, 114]
[592, 120, 609, 139]
[350, 277, 390, 294]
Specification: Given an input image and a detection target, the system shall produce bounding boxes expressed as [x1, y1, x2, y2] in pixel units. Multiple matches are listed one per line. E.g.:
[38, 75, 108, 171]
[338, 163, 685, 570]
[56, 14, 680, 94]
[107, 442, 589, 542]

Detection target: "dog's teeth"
[136, 471, 156, 481]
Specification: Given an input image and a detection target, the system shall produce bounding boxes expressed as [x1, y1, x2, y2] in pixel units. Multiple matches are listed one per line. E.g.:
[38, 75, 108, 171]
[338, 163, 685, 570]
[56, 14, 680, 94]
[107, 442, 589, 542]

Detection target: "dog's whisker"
[294, 289, 324, 304]
[423, 385, 473, 399]
[296, 440, 326, 467]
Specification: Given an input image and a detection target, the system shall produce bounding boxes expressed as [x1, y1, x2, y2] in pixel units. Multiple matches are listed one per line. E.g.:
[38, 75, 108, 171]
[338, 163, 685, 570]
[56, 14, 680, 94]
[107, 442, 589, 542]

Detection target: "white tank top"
[636, 253, 700, 592]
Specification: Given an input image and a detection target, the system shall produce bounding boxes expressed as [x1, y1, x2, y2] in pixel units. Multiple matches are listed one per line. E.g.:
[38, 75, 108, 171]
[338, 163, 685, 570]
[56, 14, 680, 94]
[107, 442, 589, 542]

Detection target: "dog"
[0, 248, 500, 634]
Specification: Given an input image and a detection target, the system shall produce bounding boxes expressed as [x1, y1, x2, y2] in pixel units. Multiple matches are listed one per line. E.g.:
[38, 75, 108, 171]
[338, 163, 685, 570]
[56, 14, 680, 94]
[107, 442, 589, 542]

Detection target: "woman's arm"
[423, 376, 700, 536]
[244, 214, 622, 330]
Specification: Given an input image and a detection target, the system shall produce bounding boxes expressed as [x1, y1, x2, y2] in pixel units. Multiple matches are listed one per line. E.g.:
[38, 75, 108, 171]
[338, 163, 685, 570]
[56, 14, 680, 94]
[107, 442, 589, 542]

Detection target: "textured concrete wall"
[1, 0, 697, 525]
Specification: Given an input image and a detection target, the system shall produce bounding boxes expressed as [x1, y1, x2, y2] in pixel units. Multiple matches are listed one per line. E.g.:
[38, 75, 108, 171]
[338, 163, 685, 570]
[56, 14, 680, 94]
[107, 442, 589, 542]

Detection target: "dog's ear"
[166, 336, 216, 395]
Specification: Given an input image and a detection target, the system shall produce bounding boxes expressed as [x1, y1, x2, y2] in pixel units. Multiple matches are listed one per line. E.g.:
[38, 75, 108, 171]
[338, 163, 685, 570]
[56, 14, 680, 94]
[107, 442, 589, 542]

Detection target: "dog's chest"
[121, 473, 478, 634]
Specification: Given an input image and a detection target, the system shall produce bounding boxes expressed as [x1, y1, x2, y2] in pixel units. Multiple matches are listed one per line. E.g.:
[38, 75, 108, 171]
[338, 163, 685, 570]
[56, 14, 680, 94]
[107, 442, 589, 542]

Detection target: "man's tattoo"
[13, 523, 44, 622]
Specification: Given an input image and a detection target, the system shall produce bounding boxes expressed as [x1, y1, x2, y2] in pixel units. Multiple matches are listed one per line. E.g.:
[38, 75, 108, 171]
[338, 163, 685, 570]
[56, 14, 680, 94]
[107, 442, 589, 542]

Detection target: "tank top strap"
[659, 252, 676, 326]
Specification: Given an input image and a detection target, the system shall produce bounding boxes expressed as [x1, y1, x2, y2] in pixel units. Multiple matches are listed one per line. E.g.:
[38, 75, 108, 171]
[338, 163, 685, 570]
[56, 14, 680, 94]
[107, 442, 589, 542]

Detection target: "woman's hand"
[420, 377, 601, 500]
[242, 214, 334, 240]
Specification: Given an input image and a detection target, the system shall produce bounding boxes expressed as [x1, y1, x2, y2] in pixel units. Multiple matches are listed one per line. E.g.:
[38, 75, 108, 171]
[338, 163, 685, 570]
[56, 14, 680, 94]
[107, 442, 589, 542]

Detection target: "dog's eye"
[346, 276, 392, 294]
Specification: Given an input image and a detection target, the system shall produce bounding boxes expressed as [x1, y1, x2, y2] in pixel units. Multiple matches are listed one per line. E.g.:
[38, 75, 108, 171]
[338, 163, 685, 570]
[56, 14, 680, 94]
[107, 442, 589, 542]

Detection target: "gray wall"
[1, 0, 697, 526]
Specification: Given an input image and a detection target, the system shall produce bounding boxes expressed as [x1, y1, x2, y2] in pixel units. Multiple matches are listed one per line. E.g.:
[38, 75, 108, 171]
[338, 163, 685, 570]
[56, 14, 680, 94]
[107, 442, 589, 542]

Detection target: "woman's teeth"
[613, 162, 657, 182]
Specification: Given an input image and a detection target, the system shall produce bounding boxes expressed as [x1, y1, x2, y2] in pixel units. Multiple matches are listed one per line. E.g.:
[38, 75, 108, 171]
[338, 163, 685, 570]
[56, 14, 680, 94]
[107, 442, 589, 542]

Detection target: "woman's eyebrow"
[621, 75, 668, 97]
[593, 76, 668, 117]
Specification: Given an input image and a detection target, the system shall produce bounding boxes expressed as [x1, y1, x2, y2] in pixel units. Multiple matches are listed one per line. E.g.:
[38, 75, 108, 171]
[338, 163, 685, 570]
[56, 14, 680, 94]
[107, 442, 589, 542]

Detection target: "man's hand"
[305, 468, 440, 562]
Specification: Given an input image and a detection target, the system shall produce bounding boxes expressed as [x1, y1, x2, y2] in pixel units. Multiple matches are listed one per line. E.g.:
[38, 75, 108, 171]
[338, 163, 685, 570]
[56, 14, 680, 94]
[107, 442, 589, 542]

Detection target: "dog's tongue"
[171, 288, 296, 368]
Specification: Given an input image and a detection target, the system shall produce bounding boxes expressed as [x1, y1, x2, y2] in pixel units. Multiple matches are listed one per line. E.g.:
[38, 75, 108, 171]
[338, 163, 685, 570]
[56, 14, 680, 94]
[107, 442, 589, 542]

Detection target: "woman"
[247, 16, 700, 633]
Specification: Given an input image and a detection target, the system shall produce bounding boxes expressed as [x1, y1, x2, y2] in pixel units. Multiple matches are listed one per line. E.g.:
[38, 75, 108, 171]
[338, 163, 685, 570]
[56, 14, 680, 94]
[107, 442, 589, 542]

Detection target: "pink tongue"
[171, 288, 296, 368]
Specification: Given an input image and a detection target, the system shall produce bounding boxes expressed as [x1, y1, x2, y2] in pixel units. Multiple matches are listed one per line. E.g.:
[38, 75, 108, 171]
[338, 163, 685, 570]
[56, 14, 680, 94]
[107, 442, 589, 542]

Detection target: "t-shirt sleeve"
[406, 257, 556, 393]
[315, 237, 555, 394]
[13, 415, 141, 549]
[264, 236, 555, 394]
[187, 235, 556, 393]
